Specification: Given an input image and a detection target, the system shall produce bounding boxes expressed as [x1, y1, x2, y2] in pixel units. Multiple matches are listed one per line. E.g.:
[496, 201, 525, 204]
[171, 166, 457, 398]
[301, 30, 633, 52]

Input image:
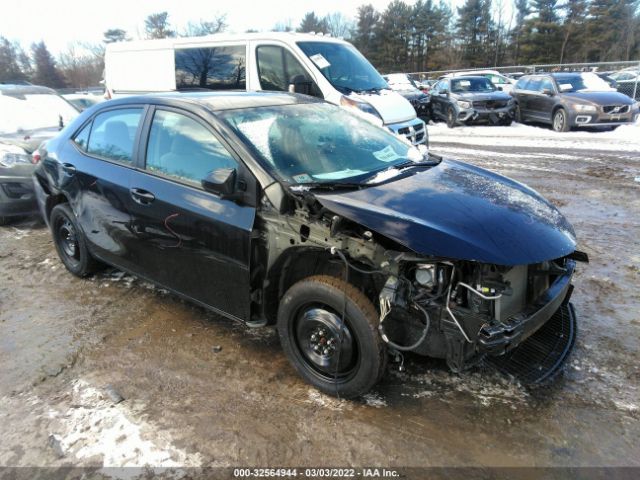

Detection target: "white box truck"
[104, 32, 427, 145]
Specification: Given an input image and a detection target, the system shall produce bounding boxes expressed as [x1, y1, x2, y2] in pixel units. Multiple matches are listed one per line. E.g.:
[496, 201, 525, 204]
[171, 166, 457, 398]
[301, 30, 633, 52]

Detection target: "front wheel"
[50, 203, 100, 277]
[277, 275, 387, 398]
[446, 106, 457, 128]
[515, 104, 523, 123]
[552, 108, 570, 132]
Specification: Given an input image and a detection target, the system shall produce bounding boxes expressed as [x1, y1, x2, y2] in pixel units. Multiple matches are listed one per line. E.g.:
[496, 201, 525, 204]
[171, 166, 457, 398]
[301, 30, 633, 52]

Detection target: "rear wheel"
[515, 104, 523, 123]
[552, 108, 570, 132]
[277, 275, 387, 398]
[50, 203, 100, 277]
[446, 107, 457, 128]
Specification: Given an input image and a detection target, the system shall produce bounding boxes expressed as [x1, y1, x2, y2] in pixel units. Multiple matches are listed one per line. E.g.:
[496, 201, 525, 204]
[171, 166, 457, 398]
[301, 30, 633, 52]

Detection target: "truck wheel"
[50, 203, 99, 277]
[552, 108, 570, 132]
[277, 275, 387, 399]
[446, 107, 457, 128]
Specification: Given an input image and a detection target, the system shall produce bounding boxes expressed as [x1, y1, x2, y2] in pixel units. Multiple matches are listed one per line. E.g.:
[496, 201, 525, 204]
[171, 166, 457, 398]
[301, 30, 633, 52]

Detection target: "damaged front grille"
[473, 100, 509, 110]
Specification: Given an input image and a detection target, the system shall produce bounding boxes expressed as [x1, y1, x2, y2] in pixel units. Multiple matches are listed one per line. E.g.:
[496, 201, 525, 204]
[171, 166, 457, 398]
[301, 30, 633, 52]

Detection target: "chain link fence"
[408, 61, 640, 100]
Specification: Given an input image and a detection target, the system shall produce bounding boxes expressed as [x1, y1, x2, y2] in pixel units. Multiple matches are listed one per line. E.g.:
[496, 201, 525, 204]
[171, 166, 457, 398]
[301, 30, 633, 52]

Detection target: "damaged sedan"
[33, 92, 586, 398]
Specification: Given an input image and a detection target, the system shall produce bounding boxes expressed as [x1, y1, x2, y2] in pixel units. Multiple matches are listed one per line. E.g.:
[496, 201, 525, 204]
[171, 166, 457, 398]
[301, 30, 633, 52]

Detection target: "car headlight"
[573, 104, 597, 113]
[340, 96, 384, 124]
[457, 100, 472, 109]
[0, 145, 32, 168]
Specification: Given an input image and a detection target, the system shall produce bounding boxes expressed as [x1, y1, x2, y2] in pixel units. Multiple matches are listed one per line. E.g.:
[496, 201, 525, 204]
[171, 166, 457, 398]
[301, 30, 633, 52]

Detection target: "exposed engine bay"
[255, 185, 586, 383]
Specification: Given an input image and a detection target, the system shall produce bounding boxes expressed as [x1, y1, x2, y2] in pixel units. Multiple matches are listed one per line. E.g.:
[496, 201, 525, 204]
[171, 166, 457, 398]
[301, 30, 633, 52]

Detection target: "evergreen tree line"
[1, 2, 638, 89]
[347, 0, 640, 73]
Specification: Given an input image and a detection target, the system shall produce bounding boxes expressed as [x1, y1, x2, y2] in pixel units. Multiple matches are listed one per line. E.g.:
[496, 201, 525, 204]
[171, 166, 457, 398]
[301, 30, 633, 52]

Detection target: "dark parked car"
[430, 76, 516, 128]
[512, 72, 639, 131]
[0, 84, 79, 225]
[383, 74, 431, 119]
[34, 92, 586, 397]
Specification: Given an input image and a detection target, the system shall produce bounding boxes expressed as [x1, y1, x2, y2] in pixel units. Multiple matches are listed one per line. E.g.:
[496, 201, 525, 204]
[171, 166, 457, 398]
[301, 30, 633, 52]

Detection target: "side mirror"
[202, 168, 237, 198]
[542, 88, 555, 96]
[497, 86, 503, 91]
[288, 74, 313, 95]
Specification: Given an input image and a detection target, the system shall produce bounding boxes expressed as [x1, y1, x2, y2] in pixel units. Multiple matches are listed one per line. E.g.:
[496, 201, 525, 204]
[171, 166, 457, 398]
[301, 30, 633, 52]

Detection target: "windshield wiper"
[289, 181, 366, 192]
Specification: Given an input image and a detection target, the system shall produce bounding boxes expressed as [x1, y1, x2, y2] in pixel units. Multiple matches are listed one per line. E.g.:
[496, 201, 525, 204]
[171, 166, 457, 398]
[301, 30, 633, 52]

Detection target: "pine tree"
[0, 37, 27, 83]
[519, 0, 563, 64]
[103, 29, 128, 44]
[30, 41, 66, 88]
[456, 0, 494, 67]
[144, 12, 175, 39]
[375, 1, 413, 72]
[559, 0, 588, 63]
[297, 12, 327, 34]
[511, 0, 530, 64]
[352, 4, 381, 59]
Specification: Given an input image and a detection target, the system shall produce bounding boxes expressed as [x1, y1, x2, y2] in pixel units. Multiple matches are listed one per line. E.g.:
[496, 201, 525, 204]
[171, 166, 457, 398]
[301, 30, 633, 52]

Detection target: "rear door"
[63, 106, 145, 271]
[514, 77, 538, 119]
[529, 76, 557, 122]
[127, 106, 256, 320]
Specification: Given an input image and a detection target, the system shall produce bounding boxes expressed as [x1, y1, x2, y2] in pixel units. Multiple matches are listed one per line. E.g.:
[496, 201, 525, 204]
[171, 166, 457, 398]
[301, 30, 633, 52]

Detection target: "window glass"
[526, 77, 542, 92]
[257, 46, 288, 91]
[73, 122, 92, 151]
[87, 109, 142, 162]
[146, 110, 237, 187]
[540, 78, 554, 92]
[451, 77, 495, 93]
[175, 45, 246, 90]
[438, 80, 449, 93]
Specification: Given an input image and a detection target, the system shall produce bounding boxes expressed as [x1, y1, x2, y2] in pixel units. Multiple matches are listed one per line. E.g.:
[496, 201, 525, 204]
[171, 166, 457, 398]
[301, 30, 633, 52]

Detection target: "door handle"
[62, 163, 76, 174]
[130, 188, 155, 205]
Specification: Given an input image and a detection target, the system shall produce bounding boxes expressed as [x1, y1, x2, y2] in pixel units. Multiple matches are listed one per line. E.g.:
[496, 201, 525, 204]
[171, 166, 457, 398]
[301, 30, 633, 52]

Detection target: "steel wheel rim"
[293, 306, 358, 381]
[57, 218, 80, 263]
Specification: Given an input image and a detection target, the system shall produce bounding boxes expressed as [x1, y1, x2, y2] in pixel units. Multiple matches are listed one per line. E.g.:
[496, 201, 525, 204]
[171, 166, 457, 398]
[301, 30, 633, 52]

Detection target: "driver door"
[127, 106, 256, 321]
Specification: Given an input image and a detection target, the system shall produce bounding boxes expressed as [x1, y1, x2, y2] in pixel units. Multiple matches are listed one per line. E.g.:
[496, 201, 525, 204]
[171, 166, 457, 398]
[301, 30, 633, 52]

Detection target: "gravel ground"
[0, 121, 638, 478]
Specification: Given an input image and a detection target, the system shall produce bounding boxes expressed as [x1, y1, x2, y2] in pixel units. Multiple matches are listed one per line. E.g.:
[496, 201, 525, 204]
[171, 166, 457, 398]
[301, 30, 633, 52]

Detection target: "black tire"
[515, 104, 523, 123]
[446, 106, 457, 128]
[50, 203, 99, 277]
[277, 275, 387, 398]
[500, 117, 513, 126]
[552, 108, 570, 132]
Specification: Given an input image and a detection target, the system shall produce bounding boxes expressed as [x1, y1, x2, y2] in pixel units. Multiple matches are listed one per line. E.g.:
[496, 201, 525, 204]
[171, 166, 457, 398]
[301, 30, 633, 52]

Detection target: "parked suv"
[430, 76, 516, 127]
[34, 92, 586, 397]
[512, 72, 639, 131]
[383, 73, 430, 119]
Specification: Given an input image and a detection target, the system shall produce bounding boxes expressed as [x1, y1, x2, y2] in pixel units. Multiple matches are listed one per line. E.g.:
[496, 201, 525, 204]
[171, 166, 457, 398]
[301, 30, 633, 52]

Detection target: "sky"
[0, 0, 414, 55]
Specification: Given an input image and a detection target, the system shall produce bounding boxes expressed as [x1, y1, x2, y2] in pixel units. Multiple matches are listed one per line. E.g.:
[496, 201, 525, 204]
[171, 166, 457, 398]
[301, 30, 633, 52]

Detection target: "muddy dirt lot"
[1, 122, 638, 477]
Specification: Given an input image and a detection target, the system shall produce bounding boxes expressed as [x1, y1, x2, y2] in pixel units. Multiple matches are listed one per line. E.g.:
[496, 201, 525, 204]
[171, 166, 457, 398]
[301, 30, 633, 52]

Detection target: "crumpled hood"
[315, 159, 577, 266]
[351, 89, 417, 125]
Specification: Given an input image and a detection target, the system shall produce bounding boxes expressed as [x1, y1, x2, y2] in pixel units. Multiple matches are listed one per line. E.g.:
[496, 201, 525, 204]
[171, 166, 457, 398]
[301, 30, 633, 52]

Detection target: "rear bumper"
[477, 260, 576, 355]
[0, 173, 38, 218]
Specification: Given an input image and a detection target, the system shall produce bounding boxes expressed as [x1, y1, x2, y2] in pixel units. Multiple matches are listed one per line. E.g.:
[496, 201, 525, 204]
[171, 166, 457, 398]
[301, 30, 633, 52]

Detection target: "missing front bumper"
[487, 302, 577, 385]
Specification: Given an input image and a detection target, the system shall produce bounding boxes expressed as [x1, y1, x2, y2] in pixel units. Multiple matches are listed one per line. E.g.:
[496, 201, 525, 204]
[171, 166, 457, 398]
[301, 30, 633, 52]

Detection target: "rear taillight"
[32, 151, 41, 164]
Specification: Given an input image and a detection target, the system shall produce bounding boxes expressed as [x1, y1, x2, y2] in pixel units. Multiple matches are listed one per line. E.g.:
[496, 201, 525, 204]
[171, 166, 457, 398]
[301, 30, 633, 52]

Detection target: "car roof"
[109, 91, 321, 111]
[0, 84, 58, 96]
[448, 76, 490, 81]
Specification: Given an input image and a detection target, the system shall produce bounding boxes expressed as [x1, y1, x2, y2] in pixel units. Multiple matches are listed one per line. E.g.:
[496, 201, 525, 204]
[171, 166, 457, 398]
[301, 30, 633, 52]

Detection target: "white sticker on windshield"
[559, 83, 573, 91]
[373, 145, 402, 162]
[292, 173, 313, 184]
[309, 54, 331, 70]
[459, 80, 471, 87]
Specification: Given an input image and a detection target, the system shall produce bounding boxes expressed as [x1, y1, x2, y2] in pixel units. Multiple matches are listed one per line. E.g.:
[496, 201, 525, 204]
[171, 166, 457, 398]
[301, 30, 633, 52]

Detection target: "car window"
[451, 77, 495, 93]
[87, 108, 143, 163]
[145, 110, 237, 188]
[73, 122, 92, 151]
[515, 78, 530, 90]
[256, 45, 320, 97]
[438, 80, 449, 93]
[175, 45, 246, 90]
[526, 77, 542, 92]
[540, 78, 554, 92]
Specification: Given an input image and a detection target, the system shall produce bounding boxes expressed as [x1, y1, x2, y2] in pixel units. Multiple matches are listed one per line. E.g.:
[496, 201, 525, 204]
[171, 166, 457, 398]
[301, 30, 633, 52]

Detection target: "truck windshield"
[297, 41, 388, 93]
[220, 103, 424, 185]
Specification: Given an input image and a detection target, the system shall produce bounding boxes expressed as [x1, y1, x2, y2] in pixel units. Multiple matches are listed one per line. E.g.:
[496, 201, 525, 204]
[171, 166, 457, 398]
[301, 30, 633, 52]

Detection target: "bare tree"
[181, 15, 227, 37]
[324, 12, 354, 38]
[145, 12, 176, 39]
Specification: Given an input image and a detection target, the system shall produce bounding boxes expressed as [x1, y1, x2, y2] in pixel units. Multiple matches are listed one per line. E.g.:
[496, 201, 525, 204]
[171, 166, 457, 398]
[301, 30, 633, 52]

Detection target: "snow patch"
[305, 389, 352, 411]
[362, 392, 387, 408]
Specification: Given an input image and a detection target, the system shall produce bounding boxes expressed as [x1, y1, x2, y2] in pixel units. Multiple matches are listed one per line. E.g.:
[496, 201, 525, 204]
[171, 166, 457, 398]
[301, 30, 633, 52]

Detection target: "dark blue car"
[33, 92, 587, 397]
